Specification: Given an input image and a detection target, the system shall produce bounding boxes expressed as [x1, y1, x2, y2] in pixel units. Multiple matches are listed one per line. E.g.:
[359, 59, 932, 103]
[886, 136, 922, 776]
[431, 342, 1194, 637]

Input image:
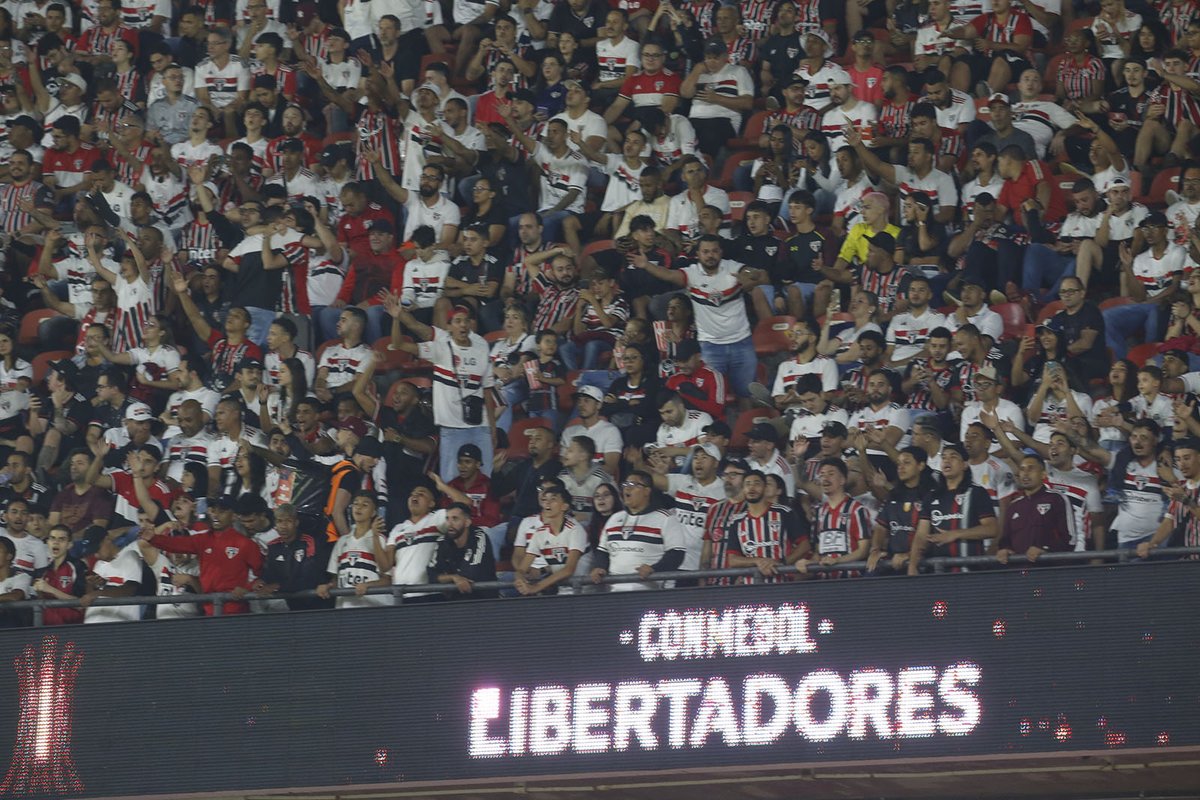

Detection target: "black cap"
[234, 494, 269, 516]
[278, 137, 304, 153]
[822, 421, 849, 438]
[942, 442, 968, 461]
[237, 356, 263, 371]
[511, 88, 537, 105]
[1140, 211, 1169, 228]
[675, 340, 701, 360]
[975, 192, 996, 205]
[355, 437, 383, 459]
[704, 36, 727, 56]
[457, 443, 483, 461]
[703, 420, 732, 438]
[252, 74, 278, 90]
[320, 143, 350, 166]
[368, 219, 394, 234]
[747, 422, 780, 444]
[9, 114, 40, 135]
[49, 358, 78, 378]
[211, 494, 238, 509]
[867, 231, 896, 251]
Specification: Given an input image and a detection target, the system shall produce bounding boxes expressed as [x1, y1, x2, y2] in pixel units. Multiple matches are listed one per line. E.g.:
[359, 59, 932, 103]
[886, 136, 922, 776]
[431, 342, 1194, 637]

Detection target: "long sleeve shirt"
[150, 527, 264, 614]
[999, 487, 1072, 555]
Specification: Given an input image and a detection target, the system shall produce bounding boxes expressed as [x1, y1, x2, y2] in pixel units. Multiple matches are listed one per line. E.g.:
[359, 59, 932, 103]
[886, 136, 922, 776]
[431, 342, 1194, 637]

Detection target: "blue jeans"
[1022, 244, 1075, 302]
[496, 380, 528, 431]
[1104, 302, 1162, 360]
[439, 425, 493, 482]
[700, 336, 755, 399]
[560, 338, 610, 371]
[246, 307, 276, 348]
[577, 370, 621, 393]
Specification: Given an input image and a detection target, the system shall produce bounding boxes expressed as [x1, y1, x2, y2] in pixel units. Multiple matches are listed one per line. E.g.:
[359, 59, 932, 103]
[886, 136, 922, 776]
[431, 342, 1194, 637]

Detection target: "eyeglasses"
[621, 481, 648, 489]
[642, 51, 664, 58]
[1059, 288, 1081, 294]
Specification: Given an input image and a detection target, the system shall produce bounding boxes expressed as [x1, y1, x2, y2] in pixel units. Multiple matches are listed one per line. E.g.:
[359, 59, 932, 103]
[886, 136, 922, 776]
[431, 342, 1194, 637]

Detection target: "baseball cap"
[368, 219, 394, 234]
[822, 420, 849, 438]
[457, 443, 483, 461]
[320, 143, 351, 166]
[973, 365, 1002, 384]
[805, 29, 833, 48]
[574, 385, 604, 402]
[942, 442, 969, 461]
[295, 1, 319, 24]
[278, 137, 305, 153]
[1036, 317, 1065, 334]
[1140, 211, 1169, 227]
[674, 339, 701, 360]
[336, 417, 369, 439]
[210, 494, 238, 509]
[49, 359, 78, 378]
[415, 82, 443, 99]
[252, 74, 278, 90]
[867, 231, 896, 251]
[987, 92, 1011, 107]
[1107, 175, 1131, 189]
[703, 36, 727, 56]
[511, 88, 537, 106]
[975, 191, 996, 206]
[747, 422, 780, 443]
[355, 437, 383, 459]
[9, 115, 41, 136]
[237, 356, 263, 371]
[124, 402, 154, 422]
[693, 442, 722, 461]
[827, 67, 853, 85]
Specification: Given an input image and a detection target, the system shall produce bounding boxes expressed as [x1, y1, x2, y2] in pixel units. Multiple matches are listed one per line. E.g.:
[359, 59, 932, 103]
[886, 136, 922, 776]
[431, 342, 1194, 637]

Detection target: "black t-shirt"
[430, 528, 498, 598]
[448, 254, 504, 289]
[1053, 304, 1106, 362]
[1105, 85, 1154, 133]
[547, 0, 608, 38]
[601, 246, 674, 300]
[229, 250, 283, 311]
[877, 481, 929, 555]
[728, 233, 782, 275]
[760, 33, 806, 81]
[781, 229, 826, 285]
[920, 480, 995, 559]
[897, 220, 947, 264]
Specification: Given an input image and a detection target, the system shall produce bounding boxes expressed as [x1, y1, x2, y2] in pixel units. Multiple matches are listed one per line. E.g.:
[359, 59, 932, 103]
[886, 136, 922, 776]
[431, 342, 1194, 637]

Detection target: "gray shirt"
[978, 127, 1038, 161]
[146, 94, 200, 146]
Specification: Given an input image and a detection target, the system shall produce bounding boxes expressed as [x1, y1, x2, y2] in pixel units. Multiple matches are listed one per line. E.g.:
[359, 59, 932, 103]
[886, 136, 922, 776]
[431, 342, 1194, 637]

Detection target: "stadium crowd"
[0, 0, 1197, 623]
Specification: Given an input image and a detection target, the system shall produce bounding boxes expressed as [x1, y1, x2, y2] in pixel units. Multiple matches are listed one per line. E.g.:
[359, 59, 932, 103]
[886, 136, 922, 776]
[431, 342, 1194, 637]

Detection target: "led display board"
[0, 564, 1196, 798]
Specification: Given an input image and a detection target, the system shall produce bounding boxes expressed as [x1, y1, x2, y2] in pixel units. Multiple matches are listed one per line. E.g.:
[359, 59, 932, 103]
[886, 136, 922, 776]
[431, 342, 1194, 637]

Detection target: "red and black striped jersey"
[1056, 55, 1105, 102]
[725, 503, 808, 582]
[813, 495, 872, 572]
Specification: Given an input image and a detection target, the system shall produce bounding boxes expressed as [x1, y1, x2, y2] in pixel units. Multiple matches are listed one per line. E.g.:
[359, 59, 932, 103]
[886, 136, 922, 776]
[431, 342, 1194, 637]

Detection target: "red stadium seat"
[558, 370, 584, 411]
[371, 337, 409, 373]
[1127, 343, 1160, 367]
[731, 111, 769, 150]
[18, 309, 62, 347]
[507, 418, 552, 461]
[730, 408, 781, 451]
[484, 330, 508, 343]
[1036, 300, 1064, 323]
[753, 315, 796, 356]
[31, 350, 71, 386]
[991, 302, 1028, 341]
[1141, 168, 1180, 207]
[322, 131, 354, 147]
[716, 151, 759, 191]
[728, 191, 755, 222]
[581, 239, 614, 260]
[1100, 296, 1136, 311]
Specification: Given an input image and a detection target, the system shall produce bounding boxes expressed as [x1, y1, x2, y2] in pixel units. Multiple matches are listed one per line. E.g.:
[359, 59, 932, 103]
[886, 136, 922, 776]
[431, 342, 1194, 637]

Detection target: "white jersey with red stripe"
[680, 260, 750, 345]
[1112, 456, 1167, 542]
[318, 342, 371, 390]
[418, 328, 494, 429]
[328, 530, 392, 608]
[666, 474, 725, 570]
[84, 545, 144, 623]
[112, 276, 155, 352]
[524, 516, 588, 580]
[1046, 466, 1100, 552]
[194, 55, 251, 109]
[1131, 244, 1186, 299]
[388, 509, 448, 594]
[597, 508, 688, 591]
[164, 430, 215, 483]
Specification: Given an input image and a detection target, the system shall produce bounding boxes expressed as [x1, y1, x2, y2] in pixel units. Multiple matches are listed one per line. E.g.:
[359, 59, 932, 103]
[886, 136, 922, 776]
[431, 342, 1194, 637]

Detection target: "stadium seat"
[717, 151, 759, 191]
[371, 337, 409, 373]
[420, 53, 452, 75]
[581, 239, 614, 260]
[507, 418, 552, 460]
[1042, 53, 1066, 88]
[1127, 343, 1160, 367]
[484, 330, 508, 343]
[728, 191, 755, 222]
[31, 350, 71, 385]
[991, 303, 1027, 341]
[322, 131, 354, 147]
[730, 407, 781, 451]
[1036, 300, 1064, 323]
[1140, 168, 1180, 207]
[730, 111, 768, 150]
[1099, 296, 1136, 311]
[753, 315, 796, 356]
[558, 369, 583, 411]
[18, 309, 61, 347]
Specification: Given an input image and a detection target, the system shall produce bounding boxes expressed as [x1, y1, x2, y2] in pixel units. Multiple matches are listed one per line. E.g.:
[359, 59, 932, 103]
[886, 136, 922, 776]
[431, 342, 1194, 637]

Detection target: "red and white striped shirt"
[1057, 55, 1105, 102]
[0, 181, 53, 233]
[813, 494, 872, 571]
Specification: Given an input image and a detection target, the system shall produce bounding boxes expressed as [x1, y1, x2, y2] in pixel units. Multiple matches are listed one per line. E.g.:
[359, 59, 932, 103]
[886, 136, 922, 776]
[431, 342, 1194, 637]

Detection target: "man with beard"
[757, 320, 838, 414]
[1136, 437, 1200, 558]
[849, 369, 907, 479]
[0, 150, 54, 262]
[263, 104, 321, 173]
[725, 469, 810, 582]
[847, 126, 958, 224]
[370, 156, 461, 250]
[886, 275, 947, 368]
[561, 386, 622, 476]
[702, 458, 748, 579]
[1070, 419, 1167, 551]
[997, 454, 1072, 565]
[430, 503, 498, 599]
[907, 443, 997, 573]
[868, 446, 937, 574]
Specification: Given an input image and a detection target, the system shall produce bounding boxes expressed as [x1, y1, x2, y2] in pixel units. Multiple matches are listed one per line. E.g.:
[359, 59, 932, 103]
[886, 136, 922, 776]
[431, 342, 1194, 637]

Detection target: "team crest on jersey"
[765, 245, 778, 256]
[691, 496, 707, 511]
[225, 546, 239, 559]
[867, 77, 878, 88]
[709, 291, 723, 304]
[655, 81, 664, 90]
[810, 241, 821, 252]
[294, 550, 304, 562]
[58, 576, 71, 589]
[1133, 475, 1148, 490]
[73, 159, 83, 169]
[769, 518, 781, 536]
[1036, 504, 1050, 515]
[787, 47, 799, 59]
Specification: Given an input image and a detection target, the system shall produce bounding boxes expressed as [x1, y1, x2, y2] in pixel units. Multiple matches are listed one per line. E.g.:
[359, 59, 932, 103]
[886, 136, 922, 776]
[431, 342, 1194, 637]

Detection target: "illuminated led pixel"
[1, 637, 84, 796]
[469, 604, 983, 758]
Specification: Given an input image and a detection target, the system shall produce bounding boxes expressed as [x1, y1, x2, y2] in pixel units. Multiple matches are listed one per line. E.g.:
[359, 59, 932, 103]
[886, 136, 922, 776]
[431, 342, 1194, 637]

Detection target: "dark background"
[0, 563, 1196, 799]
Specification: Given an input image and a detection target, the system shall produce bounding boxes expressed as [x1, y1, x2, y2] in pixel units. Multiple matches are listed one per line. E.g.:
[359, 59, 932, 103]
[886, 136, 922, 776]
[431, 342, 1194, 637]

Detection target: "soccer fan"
[32, 525, 88, 626]
[429, 502, 498, 599]
[725, 469, 810, 581]
[907, 443, 998, 573]
[591, 470, 687, 590]
[996, 453, 1073, 564]
[512, 485, 587, 596]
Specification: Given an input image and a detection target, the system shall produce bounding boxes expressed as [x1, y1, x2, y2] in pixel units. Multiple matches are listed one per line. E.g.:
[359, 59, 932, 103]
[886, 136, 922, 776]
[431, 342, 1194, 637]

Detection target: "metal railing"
[7, 547, 1199, 626]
